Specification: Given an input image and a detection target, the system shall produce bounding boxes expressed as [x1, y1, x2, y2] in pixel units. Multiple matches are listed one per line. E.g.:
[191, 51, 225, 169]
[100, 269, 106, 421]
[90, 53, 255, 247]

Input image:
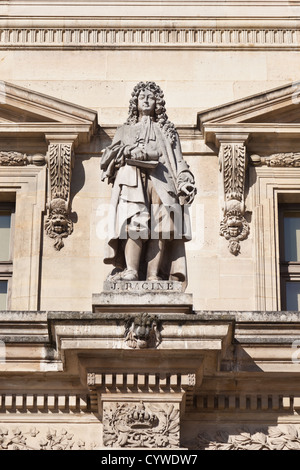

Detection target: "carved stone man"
[101, 81, 196, 288]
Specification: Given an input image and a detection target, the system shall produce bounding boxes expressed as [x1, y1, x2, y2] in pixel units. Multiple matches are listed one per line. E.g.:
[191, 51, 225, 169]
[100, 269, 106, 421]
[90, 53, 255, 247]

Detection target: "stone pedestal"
[92, 280, 193, 314]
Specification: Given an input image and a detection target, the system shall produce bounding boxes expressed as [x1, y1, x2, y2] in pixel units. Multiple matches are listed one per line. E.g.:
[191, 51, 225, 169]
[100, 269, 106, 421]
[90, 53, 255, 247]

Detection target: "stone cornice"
[0, 24, 299, 50]
[0, 1, 299, 51]
[2, 0, 300, 17]
[1, 310, 300, 372]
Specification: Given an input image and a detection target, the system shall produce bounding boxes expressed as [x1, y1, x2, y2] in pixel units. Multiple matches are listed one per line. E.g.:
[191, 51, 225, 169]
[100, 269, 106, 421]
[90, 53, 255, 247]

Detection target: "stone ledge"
[93, 281, 193, 314]
[92, 292, 193, 314]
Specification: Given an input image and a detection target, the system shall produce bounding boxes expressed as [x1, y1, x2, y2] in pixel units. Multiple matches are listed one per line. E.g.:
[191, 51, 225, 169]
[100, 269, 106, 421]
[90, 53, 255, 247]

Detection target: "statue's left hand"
[178, 183, 197, 205]
[177, 173, 197, 205]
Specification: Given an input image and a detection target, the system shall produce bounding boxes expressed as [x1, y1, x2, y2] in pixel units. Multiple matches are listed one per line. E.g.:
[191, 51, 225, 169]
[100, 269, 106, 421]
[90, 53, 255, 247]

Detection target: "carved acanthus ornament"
[218, 137, 250, 255]
[45, 136, 77, 250]
[251, 152, 300, 167]
[103, 401, 180, 448]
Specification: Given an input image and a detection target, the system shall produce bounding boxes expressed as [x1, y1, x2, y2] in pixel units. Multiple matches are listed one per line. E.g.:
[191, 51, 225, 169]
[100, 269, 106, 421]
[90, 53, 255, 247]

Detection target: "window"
[279, 204, 300, 310]
[0, 280, 8, 310]
[0, 202, 15, 310]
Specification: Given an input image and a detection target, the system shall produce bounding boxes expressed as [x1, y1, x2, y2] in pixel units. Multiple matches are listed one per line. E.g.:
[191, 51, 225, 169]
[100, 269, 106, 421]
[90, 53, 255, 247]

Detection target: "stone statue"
[100, 81, 196, 288]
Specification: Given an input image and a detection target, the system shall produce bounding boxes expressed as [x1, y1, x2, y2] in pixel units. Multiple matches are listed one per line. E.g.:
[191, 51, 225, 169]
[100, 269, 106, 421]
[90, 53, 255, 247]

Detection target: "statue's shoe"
[147, 275, 162, 281]
[121, 269, 139, 281]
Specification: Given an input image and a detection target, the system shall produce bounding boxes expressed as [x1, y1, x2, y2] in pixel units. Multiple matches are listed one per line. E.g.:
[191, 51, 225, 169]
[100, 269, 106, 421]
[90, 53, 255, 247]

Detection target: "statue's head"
[127, 81, 166, 124]
[126, 82, 176, 143]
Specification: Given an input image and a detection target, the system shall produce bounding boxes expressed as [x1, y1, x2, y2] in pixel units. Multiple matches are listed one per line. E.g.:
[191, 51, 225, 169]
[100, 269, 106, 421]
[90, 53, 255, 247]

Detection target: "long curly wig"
[126, 81, 177, 144]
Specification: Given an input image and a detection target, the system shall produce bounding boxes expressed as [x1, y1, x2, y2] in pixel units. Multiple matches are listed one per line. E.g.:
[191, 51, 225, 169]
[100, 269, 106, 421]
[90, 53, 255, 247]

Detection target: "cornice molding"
[0, 25, 299, 49]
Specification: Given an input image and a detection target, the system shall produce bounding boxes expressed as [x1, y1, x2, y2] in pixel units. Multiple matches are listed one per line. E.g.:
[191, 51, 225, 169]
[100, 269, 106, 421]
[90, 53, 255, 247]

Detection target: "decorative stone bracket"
[217, 134, 250, 255]
[44, 134, 78, 250]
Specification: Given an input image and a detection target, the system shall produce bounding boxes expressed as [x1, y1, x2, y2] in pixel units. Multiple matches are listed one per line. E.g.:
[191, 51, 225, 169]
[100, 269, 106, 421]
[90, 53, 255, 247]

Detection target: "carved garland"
[45, 142, 74, 250]
[0, 151, 46, 166]
[219, 142, 249, 255]
[251, 152, 300, 167]
[194, 425, 300, 451]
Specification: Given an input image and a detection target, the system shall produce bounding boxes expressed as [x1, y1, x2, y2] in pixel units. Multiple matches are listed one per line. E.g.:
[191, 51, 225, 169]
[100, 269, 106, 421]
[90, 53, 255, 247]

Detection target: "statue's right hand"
[130, 147, 146, 161]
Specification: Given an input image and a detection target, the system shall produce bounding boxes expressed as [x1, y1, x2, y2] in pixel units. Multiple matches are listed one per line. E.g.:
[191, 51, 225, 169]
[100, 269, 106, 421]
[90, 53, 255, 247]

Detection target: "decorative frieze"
[0, 27, 298, 50]
[218, 138, 250, 255]
[103, 401, 180, 449]
[45, 137, 76, 250]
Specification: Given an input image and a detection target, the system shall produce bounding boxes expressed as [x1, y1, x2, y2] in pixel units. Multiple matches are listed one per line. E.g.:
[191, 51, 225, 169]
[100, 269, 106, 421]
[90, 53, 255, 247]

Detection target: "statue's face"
[137, 89, 156, 117]
[227, 214, 243, 237]
[51, 212, 68, 234]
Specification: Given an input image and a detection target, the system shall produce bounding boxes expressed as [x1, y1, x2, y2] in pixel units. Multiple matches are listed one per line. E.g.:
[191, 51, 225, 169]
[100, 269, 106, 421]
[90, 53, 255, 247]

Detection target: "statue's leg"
[123, 237, 143, 280]
[146, 239, 165, 280]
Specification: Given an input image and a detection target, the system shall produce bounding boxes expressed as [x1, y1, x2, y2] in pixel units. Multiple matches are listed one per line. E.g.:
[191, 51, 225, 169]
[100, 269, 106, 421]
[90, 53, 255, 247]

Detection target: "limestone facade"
[1, 0, 300, 451]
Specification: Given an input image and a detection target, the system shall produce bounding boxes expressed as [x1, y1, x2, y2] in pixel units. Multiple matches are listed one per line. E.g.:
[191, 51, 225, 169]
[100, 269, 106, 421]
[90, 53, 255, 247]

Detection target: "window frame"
[278, 203, 300, 310]
[0, 202, 15, 310]
[250, 166, 300, 311]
